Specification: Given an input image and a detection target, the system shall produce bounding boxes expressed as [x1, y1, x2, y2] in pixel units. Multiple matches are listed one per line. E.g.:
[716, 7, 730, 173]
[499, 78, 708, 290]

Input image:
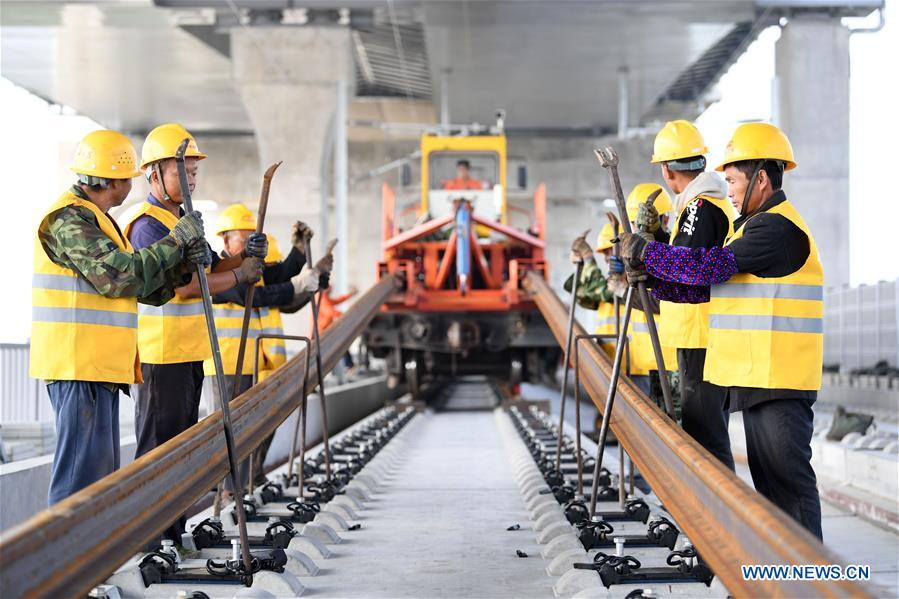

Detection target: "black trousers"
[134, 361, 204, 543]
[743, 398, 823, 540]
[677, 348, 734, 471]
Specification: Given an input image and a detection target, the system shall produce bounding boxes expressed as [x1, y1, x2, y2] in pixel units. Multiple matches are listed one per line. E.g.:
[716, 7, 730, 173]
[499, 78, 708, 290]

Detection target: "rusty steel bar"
[0, 275, 401, 599]
[523, 272, 871, 599]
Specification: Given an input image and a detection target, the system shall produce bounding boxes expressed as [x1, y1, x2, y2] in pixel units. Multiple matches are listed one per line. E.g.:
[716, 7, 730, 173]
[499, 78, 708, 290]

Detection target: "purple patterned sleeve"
[652, 280, 710, 304]
[643, 242, 738, 286]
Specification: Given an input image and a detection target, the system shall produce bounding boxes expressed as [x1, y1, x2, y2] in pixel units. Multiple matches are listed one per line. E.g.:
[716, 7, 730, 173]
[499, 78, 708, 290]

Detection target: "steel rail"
[0, 275, 401, 599]
[523, 272, 871, 599]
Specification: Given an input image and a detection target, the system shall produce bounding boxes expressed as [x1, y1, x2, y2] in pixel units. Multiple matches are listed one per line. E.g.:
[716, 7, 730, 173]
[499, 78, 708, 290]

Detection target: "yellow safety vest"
[595, 301, 620, 361]
[595, 301, 677, 376]
[630, 309, 677, 376]
[704, 199, 823, 390]
[658, 195, 735, 350]
[123, 202, 211, 364]
[203, 302, 268, 376]
[30, 191, 140, 384]
[258, 307, 286, 381]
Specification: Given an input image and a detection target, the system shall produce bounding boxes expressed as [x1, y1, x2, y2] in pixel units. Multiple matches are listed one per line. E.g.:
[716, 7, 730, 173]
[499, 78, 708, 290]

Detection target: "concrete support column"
[231, 26, 352, 261]
[776, 15, 850, 287]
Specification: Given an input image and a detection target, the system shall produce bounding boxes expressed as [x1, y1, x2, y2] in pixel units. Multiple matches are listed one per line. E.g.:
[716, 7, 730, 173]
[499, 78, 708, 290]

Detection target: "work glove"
[607, 273, 628, 298]
[292, 221, 314, 253]
[185, 239, 212, 267]
[635, 197, 660, 234]
[170, 211, 205, 249]
[569, 229, 593, 264]
[625, 260, 649, 285]
[292, 266, 322, 294]
[233, 257, 264, 285]
[609, 255, 624, 275]
[242, 232, 268, 259]
[615, 231, 654, 264]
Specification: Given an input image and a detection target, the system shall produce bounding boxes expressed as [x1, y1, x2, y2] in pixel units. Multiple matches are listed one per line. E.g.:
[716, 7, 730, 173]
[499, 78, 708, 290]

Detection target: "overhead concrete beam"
[231, 25, 352, 335]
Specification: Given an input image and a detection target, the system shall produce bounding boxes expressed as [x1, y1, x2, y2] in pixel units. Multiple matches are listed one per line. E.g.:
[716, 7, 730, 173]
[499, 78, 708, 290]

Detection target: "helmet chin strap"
[740, 162, 764, 217]
[154, 162, 173, 202]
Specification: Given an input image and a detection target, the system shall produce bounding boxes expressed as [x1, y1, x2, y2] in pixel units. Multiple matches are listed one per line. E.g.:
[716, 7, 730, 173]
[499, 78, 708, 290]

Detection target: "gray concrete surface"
[0, 436, 137, 532]
[302, 411, 555, 598]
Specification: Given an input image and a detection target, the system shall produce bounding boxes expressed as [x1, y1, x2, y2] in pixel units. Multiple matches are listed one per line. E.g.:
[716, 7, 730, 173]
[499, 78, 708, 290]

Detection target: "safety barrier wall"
[824, 279, 899, 371]
[0, 343, 50, 423]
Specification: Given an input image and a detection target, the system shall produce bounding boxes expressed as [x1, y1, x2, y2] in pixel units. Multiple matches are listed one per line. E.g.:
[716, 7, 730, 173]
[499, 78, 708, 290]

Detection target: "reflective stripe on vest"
[709, 314, 823, 334]
[704, 199, 824, 391]
[711, 282, 823, 301]
[33, 273, 100, 295]
[123, 201, 211, 364]
[658, 194, 735, 350]
[138, 302, 207, 317]
[203, 302, 264, 376]
[260, 306, 287, 370]
[29, 190, 140, 384]
[32, 306, 137, 328]
[629, 310, 677, 375]
[594, 302, 676, 375]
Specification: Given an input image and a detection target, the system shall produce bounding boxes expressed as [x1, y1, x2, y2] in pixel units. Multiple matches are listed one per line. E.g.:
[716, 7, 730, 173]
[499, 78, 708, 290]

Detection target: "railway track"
[0, 274, 873, 598]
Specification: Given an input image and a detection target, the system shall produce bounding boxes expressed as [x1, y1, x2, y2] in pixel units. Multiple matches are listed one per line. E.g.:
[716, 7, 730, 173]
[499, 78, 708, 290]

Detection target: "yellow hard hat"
[595, 223, 615, 251]
[70, 130, 141, 179]
[626, 183, 673, 221]
[215, 203, 257, 236]
[716, 122, 796, 172]
[651, 120, 708, 164]
[141, 123, 207, 170]
[264, 233, 283, 263]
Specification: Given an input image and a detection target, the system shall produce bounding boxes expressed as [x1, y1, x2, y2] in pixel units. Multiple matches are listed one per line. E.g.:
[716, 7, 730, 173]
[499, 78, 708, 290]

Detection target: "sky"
[0, 5, 897, 343]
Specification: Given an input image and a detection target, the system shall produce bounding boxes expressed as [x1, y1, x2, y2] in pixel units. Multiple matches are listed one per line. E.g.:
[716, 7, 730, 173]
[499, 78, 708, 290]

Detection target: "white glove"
[292, 266, 321, 294]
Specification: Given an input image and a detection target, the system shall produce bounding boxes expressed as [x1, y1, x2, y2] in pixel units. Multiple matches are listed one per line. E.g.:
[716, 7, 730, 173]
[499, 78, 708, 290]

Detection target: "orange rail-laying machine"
[363, 122, 560, 389]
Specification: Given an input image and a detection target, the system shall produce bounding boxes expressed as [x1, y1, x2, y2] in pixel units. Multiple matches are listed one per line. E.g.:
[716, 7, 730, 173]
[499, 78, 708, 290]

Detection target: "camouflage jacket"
[562, 259, 620, 310]
[37, 186, 188, 306]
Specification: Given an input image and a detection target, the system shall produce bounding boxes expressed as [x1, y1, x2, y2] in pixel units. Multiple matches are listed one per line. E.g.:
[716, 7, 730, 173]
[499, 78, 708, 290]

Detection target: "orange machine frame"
[378, 182, 549, 312]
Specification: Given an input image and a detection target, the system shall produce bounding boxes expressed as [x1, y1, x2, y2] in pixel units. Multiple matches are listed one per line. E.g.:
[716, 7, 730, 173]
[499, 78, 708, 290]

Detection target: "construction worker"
[205, 205, 331, 402]
[638, 120, 736, 470]
[442, 159, 486, 190]
[587, 223, 625, 355]
[566, 218, 671, 403]
[620, 184, 678, 399]
[563, 223, 624, 312]
[208, 207, 332, 488]
[124, 123, 266, 542]
[257, 234, 287, 382]
[617, 122, 824, 539]
[31, 130, 207, 505]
